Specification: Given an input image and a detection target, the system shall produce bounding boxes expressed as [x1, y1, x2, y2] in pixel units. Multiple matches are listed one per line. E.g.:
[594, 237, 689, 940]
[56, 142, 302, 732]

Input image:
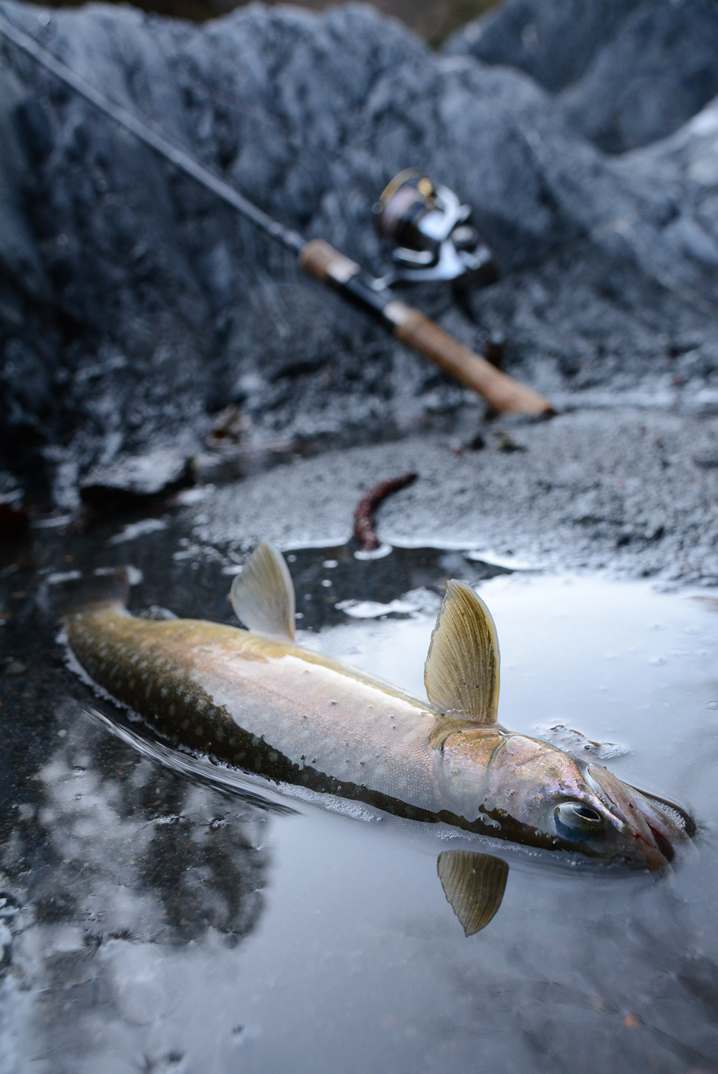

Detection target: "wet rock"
[0, 471, 29, 538]
[207, 404, 253, 447]
[0, 501, 29, 539]
[3, 658, 27, 675]
[446, 0, 718, 153]
[79, 447, 194, 510]
[495, 430, 526, 453]
[694, 453, 718, 470]
[445, 0, 643, 94]
[0, 0, 718, 507]
[463, 431, 486, 452]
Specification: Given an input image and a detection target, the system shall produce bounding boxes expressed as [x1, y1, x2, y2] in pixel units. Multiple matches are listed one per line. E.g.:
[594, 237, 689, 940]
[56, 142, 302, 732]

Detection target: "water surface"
[1, 532, 717, 1074]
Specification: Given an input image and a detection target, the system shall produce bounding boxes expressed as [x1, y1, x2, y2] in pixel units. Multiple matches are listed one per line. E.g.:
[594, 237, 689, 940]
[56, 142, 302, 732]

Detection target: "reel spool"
[374, 170, 496, 287]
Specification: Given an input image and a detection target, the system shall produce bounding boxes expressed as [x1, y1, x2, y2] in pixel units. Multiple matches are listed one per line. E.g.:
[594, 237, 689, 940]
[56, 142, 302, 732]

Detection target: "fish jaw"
[584, 763, 696, 870]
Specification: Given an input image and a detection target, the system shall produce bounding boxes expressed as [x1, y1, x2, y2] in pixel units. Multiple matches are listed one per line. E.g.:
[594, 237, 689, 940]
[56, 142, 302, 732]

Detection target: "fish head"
[525, 749, 695, 869]
[425, 580, 695, 870]
[439, 730, 694, 870]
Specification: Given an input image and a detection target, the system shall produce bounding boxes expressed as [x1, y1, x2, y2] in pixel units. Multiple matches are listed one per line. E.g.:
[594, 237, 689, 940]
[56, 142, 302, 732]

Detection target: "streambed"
[1, 522, 717, 1073]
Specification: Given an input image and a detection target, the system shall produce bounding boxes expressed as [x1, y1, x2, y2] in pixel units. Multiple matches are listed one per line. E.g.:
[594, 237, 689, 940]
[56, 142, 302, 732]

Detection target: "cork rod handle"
[385, 303, 553, 416]
[299, 238, 553, 416]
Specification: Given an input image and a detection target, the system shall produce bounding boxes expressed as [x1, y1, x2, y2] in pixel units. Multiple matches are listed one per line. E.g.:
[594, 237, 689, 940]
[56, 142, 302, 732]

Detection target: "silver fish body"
[65, 545, 695, 870]
[67, 605, 444, 820]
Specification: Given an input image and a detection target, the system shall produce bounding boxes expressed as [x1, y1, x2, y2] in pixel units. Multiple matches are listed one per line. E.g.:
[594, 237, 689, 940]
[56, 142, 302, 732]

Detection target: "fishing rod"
[0, 10, 553, 415]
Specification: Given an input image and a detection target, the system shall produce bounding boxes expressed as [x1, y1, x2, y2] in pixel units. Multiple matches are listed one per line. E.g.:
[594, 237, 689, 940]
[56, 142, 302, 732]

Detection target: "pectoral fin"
[424, 580, 499, 722]
[230, 542, 296, 641]
[437, 850, 508, 937]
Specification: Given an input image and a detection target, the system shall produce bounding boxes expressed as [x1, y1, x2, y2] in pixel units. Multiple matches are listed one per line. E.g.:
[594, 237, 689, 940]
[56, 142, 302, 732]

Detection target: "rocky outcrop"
[1, 0, 718, 507]
[446, 0, 718, 152]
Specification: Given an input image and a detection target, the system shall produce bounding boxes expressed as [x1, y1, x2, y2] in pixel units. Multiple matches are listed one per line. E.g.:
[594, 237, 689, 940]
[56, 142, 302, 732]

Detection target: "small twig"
[353, 472, 418, 551]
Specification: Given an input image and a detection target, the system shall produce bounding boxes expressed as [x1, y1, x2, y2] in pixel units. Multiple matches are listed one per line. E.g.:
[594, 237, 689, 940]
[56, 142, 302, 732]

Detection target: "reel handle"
[298, 239, 553, 417]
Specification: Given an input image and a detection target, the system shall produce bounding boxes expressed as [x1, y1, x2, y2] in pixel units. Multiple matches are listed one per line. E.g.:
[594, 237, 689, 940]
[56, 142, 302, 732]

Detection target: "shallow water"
[1, 527, 717, 1074]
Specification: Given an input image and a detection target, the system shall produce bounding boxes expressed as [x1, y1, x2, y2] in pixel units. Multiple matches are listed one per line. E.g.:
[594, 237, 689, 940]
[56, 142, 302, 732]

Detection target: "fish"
[65, 542, 695, 886]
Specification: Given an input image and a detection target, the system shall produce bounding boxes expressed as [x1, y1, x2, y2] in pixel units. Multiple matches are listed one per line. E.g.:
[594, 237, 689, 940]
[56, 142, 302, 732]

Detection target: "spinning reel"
[374, 170, 496, 288]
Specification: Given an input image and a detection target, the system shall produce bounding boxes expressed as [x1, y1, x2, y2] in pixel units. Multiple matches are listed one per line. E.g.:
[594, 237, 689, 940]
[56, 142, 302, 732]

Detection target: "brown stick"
[353, 472, 418, 551]
[384, 302, 553, 416]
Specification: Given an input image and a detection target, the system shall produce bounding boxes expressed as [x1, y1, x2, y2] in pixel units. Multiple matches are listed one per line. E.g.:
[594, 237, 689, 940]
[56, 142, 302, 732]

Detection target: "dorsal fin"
[424, 580, 499, 723]
[230, 542, 295, 641]
[437, 851, 508, 936]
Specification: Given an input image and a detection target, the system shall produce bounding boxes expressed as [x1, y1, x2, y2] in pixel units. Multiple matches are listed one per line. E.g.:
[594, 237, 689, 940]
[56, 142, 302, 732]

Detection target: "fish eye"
[554, 801, 606, 840]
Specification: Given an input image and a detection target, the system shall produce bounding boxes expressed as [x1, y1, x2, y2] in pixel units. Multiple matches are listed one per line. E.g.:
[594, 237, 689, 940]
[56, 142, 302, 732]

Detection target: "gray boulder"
[445, 0, 644, 93]
[1, 0, 718, 507]
[446, 0, 718, 152]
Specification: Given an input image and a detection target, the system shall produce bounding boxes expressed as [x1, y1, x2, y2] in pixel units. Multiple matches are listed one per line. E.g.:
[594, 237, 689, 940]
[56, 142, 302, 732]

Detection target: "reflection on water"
[1, 536, 718, 1073]
[0, 708, 269, 1072]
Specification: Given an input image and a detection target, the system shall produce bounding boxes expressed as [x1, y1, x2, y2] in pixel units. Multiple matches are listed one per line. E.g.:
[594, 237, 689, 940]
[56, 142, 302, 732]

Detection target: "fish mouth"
[628, 785, 696, 866]
[628, 786, 696, 840]
[584, 763, 695, 870]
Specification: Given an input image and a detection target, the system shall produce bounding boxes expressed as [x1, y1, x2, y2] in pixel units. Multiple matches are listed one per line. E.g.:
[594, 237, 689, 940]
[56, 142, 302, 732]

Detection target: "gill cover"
[230, 542, 296, 641]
